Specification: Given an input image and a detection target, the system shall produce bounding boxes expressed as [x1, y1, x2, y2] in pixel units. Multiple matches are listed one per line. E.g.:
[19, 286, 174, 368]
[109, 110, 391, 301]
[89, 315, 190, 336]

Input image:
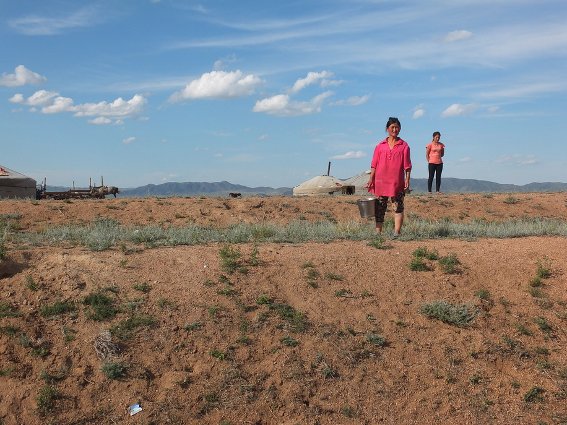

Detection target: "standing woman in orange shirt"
[426, 131, 445, 193]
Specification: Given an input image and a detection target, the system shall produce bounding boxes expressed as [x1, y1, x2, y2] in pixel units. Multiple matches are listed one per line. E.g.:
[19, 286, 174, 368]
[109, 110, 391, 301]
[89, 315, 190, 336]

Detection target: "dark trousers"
[428, 163, 443, 192]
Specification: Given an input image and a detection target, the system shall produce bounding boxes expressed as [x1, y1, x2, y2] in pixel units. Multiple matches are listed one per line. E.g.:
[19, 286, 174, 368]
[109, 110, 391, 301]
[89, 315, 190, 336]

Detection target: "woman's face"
[433, 134, 441, 142]
[387, 123, 400, 138]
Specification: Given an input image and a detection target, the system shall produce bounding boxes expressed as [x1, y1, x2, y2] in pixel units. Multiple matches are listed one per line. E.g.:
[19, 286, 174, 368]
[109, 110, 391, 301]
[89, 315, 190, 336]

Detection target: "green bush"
[438, 253, 461, 274]
[40, 301, 76, 317]
[36, 385, 59, 415]
[101, 362, 127, 379]
[83, 292, 118, 321]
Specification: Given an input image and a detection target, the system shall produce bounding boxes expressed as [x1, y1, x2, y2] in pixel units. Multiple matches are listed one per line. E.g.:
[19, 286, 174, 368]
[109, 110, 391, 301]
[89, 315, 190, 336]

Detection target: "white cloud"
[10, 89, 58, 106]
[412, 108, 425, 119]
[444, 30, 473, 43]
[290, 71, 335, 93]
[8, 6, 103, 36]
[478, 81, 566, 99]
[213, 54, 238, 71]
[169, 70, 262, 102]
[441, 103, 478, 117]
[73, 94, 147, 118]
[253, 91, 333, 116]
[11, 90, 146, 122]
[9, 94, 24, 104]
[42, 96, 74, 114]
[0, 65, 46, 87]
[496, 154, 538, 165]
[258, 134, 269, 141]
[89, 117, 112, 125]
[332, 95, 370, 106]
[458, 157, 473, 163]
[330, 151, 366, 160]
[123, 137, 136, 145]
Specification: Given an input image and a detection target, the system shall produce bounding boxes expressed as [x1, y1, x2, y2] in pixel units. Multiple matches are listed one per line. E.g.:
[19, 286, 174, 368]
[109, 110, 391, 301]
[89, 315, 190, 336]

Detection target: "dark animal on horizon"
[90, 186, 120, 198]
[229, 192, 242, 198]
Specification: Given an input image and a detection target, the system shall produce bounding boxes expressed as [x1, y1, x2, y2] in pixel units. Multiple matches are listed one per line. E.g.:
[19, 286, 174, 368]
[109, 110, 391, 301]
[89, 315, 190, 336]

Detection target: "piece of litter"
[128, 403, 142, 416]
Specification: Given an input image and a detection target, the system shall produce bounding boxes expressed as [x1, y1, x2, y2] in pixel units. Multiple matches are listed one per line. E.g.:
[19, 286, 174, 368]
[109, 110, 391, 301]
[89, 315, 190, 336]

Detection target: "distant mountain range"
[47, 177, 567, 197]
[410, 178, 567, 193]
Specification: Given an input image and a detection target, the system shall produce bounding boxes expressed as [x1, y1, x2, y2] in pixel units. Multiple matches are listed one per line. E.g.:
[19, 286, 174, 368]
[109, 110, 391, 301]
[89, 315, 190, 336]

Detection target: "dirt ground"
[1, 192, 567, 424]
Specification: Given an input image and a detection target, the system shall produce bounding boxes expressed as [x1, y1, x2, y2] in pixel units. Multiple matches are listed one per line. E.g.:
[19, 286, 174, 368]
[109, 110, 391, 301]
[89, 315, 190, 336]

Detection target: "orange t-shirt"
[426, 142, 444, 164]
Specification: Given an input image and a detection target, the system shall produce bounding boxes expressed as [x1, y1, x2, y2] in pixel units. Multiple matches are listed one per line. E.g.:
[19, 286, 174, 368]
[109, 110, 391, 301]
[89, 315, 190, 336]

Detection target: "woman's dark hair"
[386, 116, 401, 130]
[433, 131, 441, 138]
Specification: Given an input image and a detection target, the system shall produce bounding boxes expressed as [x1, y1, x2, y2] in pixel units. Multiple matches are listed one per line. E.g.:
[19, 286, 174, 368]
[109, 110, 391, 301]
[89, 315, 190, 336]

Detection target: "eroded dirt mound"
[0, 194, 566, 424]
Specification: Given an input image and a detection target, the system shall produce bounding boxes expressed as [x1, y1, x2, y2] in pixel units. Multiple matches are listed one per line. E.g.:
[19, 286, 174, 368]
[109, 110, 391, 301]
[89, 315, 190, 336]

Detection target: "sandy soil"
[1, 193, 566, 424]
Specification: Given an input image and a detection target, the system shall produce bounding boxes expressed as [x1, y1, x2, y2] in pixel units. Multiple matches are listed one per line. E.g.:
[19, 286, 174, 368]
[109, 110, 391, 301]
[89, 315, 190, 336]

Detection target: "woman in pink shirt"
[426, 131, 445, 193]
[366, 117, 412, 237]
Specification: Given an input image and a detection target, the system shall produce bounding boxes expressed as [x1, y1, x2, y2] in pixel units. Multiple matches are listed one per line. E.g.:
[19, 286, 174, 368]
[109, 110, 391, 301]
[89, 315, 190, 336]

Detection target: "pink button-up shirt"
[370, 138, 412, 197]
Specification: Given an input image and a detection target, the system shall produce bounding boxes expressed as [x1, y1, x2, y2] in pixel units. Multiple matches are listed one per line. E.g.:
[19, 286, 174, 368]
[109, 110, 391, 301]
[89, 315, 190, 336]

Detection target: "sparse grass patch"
[249, 244, 260, 266]
[0, 302, 20, 318]
[110, 314, 157, 340]
[210, 349, 227, 360]
[341, 406, 356, 418]
[36, 385, 60, 415]
[184, 322, 203, 332]
[420, 301, 477, 327]
[503, 196, 520, 205]
[536, 259, 552, 279]
[321, 364, 339, 379]
[217, 286, 238, 296]
[438, 253, 461, 274]
[83, 292, 118, 321]
[40, 300, 76, 318]
[63, 326, 76, 342]
[219, 244, 247, 274]
[534, 317, 553, 335]
[474, 289, 491, 301]
[32, 345, 51, 358]
[15, 216, 567, 247]
[40, 368, 68, 384]
[528, 287, 545, 298]
[413, 246, 439, 260]
[133, 282, 152, 293]
[269, 302, 308, 332]
[335, 288, 353, 297]
[301, 262, 320, 288]
[256, 294, 273, 305]
[469, 373, 482, 385]
[101, 361, 127, 379]
[409, 257, 430, 271]
[516, 324, 533, 336]
[524, 386, 545, 403]
[157, 298, 175, 309]
[325, 272, 344, 281]
[0, 325, 19, 336]
[281, 336, 299, 347]
[207, 305, 221, 319]
[25, 275, 39, 291]
[366, 333, 387, 347]
[368, 236, 391, 250]
[0, 367, 13, 377]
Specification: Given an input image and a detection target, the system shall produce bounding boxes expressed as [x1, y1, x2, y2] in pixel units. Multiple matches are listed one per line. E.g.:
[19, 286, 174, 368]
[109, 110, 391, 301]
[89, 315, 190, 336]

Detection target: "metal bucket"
[356, 197, 377, 218]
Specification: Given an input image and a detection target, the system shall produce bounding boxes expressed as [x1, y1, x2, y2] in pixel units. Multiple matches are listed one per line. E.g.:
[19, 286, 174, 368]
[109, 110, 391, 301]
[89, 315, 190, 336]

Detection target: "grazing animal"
[107, 186, 119, 197]
[90, 185, 120, 198]
[228, 192, 242, 198]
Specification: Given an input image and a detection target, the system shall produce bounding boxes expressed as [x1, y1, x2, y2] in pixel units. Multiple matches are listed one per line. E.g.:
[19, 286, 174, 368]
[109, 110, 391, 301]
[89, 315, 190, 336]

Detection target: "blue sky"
[1, 0, 566, 188]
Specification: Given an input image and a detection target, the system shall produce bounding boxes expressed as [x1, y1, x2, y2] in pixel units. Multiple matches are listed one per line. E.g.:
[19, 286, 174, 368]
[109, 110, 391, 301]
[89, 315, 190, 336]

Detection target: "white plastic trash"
[128, 403, 142, 416]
